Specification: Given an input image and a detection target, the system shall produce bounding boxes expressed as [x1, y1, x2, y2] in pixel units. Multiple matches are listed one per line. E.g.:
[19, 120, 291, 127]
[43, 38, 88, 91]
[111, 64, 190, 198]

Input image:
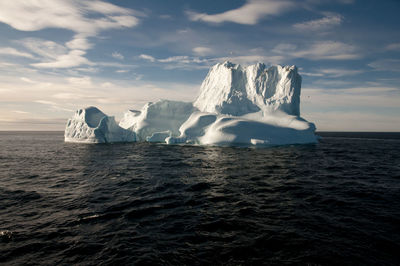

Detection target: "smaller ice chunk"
[251, 139, 269, 145]
[65, 106, 136, 143]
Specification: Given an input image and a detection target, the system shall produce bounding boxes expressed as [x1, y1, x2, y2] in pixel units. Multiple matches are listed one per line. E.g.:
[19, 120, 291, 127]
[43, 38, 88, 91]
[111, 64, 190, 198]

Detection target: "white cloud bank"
[0, 0, 141, 69]
[187, 0, 295, 25]
[0, 1, 139, 34]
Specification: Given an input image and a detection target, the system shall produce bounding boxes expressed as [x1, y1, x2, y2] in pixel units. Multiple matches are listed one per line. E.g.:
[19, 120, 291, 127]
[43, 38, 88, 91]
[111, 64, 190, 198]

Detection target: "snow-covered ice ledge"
[64, 61, 317, 146]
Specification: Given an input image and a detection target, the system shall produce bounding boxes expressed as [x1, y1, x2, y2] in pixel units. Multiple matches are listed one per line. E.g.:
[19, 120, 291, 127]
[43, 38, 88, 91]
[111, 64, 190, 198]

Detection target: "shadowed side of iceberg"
[65, 107, 136, 143]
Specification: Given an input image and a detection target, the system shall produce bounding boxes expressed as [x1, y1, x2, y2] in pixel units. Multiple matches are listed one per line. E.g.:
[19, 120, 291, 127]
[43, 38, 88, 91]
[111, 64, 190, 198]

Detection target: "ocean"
[1, 131, 399, 265]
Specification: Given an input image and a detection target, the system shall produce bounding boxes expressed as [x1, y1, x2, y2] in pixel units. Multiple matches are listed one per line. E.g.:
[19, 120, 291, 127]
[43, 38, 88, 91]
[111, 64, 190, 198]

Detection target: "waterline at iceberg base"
[64, 61, 317, 146]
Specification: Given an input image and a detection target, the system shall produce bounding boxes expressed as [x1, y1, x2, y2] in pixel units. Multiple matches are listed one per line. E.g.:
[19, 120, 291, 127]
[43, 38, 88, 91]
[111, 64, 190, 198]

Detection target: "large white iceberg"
[65, 61, 317, 146]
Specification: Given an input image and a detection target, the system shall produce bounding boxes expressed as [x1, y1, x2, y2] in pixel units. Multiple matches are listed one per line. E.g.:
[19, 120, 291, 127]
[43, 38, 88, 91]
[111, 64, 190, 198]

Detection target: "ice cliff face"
[119, 100, 196, 141]
[193, 61, 301, 116]
[65, 61, 316, 146]
[64, 107, 135, 143]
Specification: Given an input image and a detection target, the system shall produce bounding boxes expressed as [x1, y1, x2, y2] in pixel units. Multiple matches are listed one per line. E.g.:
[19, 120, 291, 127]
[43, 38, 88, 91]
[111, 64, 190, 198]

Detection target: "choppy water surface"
[1, 131, 400, 265]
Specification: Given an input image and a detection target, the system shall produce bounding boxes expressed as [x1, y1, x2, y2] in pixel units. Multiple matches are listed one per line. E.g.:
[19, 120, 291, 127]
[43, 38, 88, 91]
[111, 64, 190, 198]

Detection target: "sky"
[0, 0, 399, 131]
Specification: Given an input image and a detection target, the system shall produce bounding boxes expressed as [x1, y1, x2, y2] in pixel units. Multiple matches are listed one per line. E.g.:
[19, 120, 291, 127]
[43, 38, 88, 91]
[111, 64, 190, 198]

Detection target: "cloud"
[101, 82, 114, 88]
[32, 50, 93, 68]
[116, 69, 129, 73]
[214, 55, 285, 66]
[35, 99, 73, 112]
[0, 47, 34, 58]
[12, 110, 29, 114]
[273, 41, 360, 60]
[19, 38, 91, 69]
[35, 100, 57, 106]
[301, 68, 363, 77]
[139, 54, 156, 62]
[20, 77, 36, 83]
[0, 1, 141, 69]
[187, 0, 295, 25]
[293, 13, 343, 31]
[112, 52, 124, 60]
[0, 1, 140, 34]
[19, 38, 67, 59]
[84, 1, 139, 15]
[193, 46, 213, 56]
[66, 36, 93, 50]
[52, 93, 83, 100]
[368, 59, 400, 72]
[385, 43, 400, 51]
[67, 76, 92, 87]
[158, 56, 198, 63]
[157, 56, 210, 69]
[138, 52, 284, 69]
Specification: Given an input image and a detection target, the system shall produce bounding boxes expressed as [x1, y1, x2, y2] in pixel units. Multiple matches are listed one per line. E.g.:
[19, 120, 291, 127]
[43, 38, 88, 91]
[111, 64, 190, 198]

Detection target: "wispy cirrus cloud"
[193, 46, 213, 56]
[385, 43, 400, 51]
[12, 110, 30, 114]
[66, 37, 93, 50]
[293, 13, 343, 31]
[368, 59, 400, 72]
[20, 77, 37, 83]
[0, 47, 34, 58]
[138, 54, 210, 69]
[186, 0, 295, 25]
[301, 68, 363, 77]
[139, 54, 156, 62]
[32, 50, 93, 69]
[19, 38, 67, 59]
[112, 52, 124, 60]
[273, 41, 360, 60]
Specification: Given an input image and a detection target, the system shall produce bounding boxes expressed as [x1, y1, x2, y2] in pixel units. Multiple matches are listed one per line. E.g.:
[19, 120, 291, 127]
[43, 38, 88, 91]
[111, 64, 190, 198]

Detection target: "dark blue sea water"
[1, 131, 400, 265]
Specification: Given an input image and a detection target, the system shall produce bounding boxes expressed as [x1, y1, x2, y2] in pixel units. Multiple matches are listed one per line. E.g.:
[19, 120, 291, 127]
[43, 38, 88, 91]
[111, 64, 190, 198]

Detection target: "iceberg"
[64, 106, 136, 143]
[65, 61, 317, 146]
